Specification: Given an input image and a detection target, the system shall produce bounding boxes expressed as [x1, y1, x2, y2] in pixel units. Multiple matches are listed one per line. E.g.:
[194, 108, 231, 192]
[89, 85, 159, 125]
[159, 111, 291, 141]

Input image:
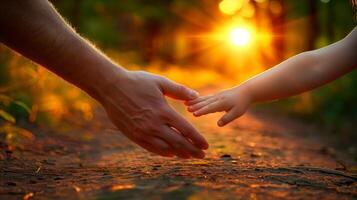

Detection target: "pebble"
[220, 154, 233, 161]
[250, 152, 262, 158]
[7, 182, 16, 186]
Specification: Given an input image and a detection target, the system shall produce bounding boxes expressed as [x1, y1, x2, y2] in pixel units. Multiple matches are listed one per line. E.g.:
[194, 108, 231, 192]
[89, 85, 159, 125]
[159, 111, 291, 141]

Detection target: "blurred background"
[0, 0, 356, 151]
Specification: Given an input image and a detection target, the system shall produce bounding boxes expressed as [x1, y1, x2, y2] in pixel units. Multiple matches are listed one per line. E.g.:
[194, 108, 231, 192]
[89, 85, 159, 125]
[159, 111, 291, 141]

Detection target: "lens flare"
[229, 27, 251, 46]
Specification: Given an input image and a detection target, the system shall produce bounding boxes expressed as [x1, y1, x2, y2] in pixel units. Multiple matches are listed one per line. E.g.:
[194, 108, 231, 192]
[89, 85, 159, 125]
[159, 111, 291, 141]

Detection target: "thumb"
[217, 107, 244, 127]
[160, 77, 199, 100]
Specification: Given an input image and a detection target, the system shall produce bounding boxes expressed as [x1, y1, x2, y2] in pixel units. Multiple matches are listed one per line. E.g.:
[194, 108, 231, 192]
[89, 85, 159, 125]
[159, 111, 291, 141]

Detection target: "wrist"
[80, 61, 130, 103]
[236, 83, 254, 105]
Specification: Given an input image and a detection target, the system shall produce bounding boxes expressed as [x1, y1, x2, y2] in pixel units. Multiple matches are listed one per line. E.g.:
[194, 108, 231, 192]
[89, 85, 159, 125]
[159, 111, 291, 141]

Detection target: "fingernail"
[189, 90, 199, 99]
[217, 120, 224, 127]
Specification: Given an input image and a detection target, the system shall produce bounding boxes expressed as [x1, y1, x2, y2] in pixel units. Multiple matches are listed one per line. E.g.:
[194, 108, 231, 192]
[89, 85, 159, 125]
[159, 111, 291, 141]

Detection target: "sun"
[229, 27, 251, 46]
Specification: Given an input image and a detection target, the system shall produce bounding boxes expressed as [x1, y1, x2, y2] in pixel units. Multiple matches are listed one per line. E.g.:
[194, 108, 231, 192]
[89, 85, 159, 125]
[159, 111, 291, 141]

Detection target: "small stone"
[5, 150, 13, 154]
[54, 177, 63, 180]
[152, 164, 161, 170]
[250, 152, 262, 158]
[220, 154, 232, 161]
[7, 182, 16, 186]
[43, 159, 56, 165]
[319, 146, 335, 155]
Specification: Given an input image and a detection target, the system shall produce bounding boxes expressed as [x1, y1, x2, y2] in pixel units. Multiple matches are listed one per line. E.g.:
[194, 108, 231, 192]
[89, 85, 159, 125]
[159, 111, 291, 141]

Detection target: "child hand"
[186, 86, 252, 127]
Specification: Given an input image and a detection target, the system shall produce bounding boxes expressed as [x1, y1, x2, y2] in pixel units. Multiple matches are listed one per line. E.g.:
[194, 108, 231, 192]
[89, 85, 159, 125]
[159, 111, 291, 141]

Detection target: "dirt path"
[1, 104, 356, 200]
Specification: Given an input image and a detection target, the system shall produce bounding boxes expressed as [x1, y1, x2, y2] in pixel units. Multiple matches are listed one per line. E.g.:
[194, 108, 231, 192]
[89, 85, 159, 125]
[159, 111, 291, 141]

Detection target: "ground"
[1, 103, 357, 200]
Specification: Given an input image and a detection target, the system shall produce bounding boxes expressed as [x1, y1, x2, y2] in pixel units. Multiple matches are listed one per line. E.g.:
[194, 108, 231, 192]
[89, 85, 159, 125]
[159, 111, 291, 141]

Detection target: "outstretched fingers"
[187, 97, 217, 112]
[185, 95, 213, 106]
[159, 125, 205, 159]
[193, 101, 226, 116]
[159, 77, 199, 100]
[166, 108, 209, 150]
[136, 137, 175, 157]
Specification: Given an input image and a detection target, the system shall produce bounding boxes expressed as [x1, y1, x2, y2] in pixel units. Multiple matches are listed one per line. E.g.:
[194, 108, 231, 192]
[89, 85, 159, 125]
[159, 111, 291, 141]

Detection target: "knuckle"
[175, 84, 186, 93]
[179, 128, 189, 136]
[146, 124, 160, 134]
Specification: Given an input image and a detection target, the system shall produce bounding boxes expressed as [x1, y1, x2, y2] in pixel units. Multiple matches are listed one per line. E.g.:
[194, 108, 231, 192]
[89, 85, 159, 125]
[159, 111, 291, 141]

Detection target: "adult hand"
[100, 70, 209, 159]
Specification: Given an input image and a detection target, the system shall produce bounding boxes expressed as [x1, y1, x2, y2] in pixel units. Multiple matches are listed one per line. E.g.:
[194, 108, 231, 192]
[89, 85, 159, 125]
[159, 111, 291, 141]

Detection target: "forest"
[1, 0, 356, 199]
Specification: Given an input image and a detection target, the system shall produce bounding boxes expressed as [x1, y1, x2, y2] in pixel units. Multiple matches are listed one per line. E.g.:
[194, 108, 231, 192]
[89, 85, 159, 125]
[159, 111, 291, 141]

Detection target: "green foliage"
[0, 109, 15, 123]
[0, 92, 33, 149]
[312, 71, 357, 131]
[0, 93, 31, 122]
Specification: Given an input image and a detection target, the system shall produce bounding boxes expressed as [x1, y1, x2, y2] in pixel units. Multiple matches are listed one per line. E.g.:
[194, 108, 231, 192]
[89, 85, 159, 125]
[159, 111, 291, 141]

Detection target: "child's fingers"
[193, 101, 225, 116]
[217, 107, 244, 127]
[187, 97, 217, 112]
[185, 95, 212, 106]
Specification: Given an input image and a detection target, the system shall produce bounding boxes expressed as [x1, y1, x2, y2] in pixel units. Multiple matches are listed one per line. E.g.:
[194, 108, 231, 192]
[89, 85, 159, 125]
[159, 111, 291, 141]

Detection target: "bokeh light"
[219, 0, 248, 15]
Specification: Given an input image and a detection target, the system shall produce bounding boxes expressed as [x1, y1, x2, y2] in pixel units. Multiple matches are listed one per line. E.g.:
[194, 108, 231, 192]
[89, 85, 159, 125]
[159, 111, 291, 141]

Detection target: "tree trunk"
[270, 0, 286, 61]
[307, 0, 319, 50]
[326, 0, 335, 43]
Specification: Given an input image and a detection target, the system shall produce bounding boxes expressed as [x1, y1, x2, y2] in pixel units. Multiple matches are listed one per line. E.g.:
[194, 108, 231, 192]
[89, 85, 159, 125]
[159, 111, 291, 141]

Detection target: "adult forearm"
[0, 0, 126, 101]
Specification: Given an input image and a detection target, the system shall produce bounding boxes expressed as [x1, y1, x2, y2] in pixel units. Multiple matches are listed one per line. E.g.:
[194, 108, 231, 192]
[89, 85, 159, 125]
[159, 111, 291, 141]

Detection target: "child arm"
[244, 26, 357, 103]
[187, 27, 357, 126]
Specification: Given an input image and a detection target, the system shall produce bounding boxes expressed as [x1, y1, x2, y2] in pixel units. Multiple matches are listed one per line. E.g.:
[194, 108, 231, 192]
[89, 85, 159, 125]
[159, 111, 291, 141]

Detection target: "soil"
[1, 104, 356, 200]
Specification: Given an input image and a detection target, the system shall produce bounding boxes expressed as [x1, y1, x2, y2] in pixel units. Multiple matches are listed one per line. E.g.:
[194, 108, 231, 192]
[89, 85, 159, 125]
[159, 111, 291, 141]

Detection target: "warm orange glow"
[269, 0, 283, 15]
[241, 3, 255, 18]
[111, 184, 135, 191]
[183, 20, 274, 83]
[73, 185, 81, 192]
[206, 22, 255, 48]
[229, 27, 251, 46]
[219, 0, 248, 15]
[23, 192, 34, 200]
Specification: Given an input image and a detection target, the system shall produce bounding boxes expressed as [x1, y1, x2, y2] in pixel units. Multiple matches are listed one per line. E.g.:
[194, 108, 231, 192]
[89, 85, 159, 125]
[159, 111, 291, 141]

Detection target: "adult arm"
[0, 0, 208, 158]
